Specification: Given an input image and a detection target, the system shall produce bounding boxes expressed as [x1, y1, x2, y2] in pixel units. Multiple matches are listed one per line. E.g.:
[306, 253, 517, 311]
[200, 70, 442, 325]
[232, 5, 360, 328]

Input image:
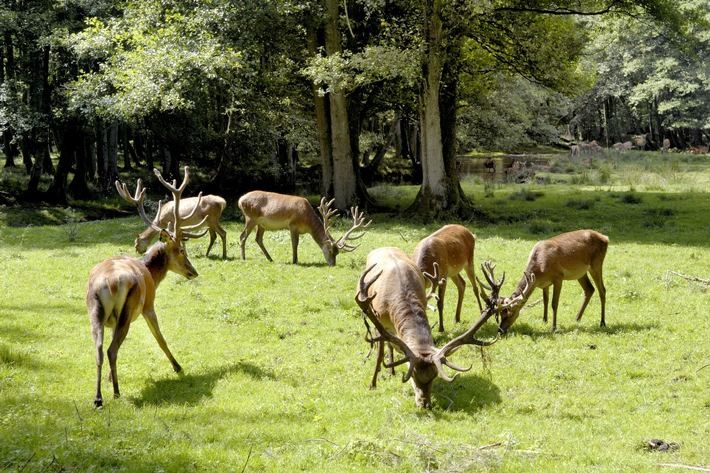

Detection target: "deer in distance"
[496, 229, 609, 334]
[238, 190, 371, 266]
[86, 166, 207, 408]
[356, 247, 502, 408]
[412, 224, 484, 332]
[134, 194, 228, 259]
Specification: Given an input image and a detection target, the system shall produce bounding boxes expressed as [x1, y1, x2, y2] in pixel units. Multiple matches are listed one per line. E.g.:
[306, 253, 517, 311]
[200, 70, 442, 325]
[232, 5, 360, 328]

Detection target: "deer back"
[238, 191, 325, 238]
[524, 229, 608, 288]
[364, 247, 435, 352]
[413, 224, 475, 282]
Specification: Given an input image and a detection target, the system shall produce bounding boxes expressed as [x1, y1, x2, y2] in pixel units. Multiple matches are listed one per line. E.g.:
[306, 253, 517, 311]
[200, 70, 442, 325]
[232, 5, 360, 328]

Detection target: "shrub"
[509, 189, 543, 201]
[566, 198, 595, 210]
[619, 193, 642, 204]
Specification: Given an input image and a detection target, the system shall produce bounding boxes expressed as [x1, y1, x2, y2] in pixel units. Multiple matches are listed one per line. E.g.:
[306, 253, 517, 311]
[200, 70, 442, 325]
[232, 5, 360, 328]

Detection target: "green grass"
[1, 153, 709, 471]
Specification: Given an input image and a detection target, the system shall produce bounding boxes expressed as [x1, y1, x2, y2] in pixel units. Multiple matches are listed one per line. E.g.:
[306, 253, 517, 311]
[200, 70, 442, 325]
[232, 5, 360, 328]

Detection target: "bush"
[619, 193, 642, 204]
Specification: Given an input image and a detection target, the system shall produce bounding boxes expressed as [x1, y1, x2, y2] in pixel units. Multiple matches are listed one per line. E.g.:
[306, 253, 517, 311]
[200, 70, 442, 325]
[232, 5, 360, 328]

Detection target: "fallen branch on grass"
[656, 463, 710, 472]
[665, 270, 710, 290]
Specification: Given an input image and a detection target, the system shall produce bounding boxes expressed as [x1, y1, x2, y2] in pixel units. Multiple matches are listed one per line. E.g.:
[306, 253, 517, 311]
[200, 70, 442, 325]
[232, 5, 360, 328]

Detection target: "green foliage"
[64, 0, 244, 122]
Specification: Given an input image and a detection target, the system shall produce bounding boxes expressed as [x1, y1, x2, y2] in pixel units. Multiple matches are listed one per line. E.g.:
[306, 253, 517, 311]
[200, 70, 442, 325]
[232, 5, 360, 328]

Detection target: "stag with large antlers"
[355, 247, 501, 408]
[238, 190, 370, 266]
[86, 167, 207, 408]
[413, 224, 484, 332]
[134, 194, 228, 259]
[497, 229, 609, 334]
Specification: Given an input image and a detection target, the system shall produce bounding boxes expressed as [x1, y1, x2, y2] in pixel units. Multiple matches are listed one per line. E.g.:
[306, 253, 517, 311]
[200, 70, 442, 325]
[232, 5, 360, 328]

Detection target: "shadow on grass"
[502, 320, 660, 340]
[132, 361, 276, 407]
[430, 374, 502, 414]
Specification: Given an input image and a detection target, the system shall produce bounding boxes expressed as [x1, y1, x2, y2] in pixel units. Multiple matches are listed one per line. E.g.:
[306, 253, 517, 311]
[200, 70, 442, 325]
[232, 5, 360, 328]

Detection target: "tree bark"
[307, 25, 334, 198]
[409, 0, 448, 216]
[324, 0, 357, 209]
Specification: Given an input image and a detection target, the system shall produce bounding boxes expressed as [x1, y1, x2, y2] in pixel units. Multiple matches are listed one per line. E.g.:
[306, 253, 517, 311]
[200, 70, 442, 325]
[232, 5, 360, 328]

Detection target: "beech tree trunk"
[324, 0, 356, 209]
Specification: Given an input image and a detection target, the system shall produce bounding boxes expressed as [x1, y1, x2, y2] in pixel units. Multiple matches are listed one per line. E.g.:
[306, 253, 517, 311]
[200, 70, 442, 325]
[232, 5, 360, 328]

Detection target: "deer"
[496, 229, 609, 334]
[661, 138, 671, 153]
[238, 190, 370, 266]
[355, 247, 502, 408]
[86, 166, 207, 408]
[412, 224, 483, 333]
[134, 194, 228, 259]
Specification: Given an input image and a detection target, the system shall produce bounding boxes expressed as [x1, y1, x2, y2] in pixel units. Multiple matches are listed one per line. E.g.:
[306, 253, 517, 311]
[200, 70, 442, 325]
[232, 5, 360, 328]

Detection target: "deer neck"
[391, 299, 435, 352]
[309, 209, 332, 246]
[511, 273, 536, 303]
[141, 242, 169, 287]
[138, 226, 159, 243]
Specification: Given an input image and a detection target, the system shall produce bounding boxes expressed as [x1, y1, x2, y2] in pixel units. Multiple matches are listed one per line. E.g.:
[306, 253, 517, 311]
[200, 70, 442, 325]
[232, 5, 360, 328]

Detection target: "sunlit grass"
[1, 153, 709, 471]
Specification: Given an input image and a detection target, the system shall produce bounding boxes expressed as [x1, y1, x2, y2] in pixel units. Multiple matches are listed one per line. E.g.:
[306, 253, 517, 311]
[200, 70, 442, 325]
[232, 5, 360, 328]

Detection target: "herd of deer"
[86, 167, 609, 408]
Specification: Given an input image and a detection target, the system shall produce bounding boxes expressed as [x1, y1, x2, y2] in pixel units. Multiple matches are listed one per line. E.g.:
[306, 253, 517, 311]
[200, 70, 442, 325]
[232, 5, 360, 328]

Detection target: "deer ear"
[159, 229, 171, 242]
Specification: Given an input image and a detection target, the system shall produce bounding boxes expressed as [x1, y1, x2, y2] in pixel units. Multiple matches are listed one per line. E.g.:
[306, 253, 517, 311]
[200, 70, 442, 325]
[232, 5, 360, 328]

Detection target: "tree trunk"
[107, 122, 119, 185]
[95, 119, 109, 190]
[69, 126, 91, 200]
[409, 0, 447, 216]
[1, 31, 18, 168]
[307, 25, 334, 198]
[324, 0, 356, 209]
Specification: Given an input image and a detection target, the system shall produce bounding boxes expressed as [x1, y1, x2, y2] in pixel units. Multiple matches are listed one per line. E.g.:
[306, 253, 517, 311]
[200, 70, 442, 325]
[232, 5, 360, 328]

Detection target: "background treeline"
[0, 0, 706, 211]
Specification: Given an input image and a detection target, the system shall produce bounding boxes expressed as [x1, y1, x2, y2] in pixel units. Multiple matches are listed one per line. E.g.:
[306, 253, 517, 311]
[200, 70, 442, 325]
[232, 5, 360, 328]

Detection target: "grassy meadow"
[0, 152, 708, 472]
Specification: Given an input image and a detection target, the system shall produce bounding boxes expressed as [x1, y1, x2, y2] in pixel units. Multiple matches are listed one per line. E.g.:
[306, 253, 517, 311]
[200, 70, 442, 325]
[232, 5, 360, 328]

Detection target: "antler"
[152, 166, 208, 240]
[422, 262, 444, 302]
[356, 264, 421, 383]
[431, 261, 503, 382]
[115, 178, 164, 233]
[335, 206, 371, 252]
[318, 198, 372, 252]
[318, 198, 339, 238]
[502, 271, 535, 309]
[476, 261, 506, 307]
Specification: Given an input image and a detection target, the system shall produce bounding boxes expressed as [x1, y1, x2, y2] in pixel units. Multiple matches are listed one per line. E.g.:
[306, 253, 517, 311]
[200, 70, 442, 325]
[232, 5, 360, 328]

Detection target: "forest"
[0, 0, 708, 217]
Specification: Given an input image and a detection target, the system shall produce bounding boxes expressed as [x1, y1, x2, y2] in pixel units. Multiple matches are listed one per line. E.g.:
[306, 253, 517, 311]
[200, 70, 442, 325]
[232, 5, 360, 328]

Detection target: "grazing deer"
[497, 229, 609, 334]
[134, 194, 228, 259]
[238, 190, 370, 266]
[356, 247, 501, 408]
[412, 224, 483, 332]
[86, 167, 207, 408]
[661, 138, 671, 153]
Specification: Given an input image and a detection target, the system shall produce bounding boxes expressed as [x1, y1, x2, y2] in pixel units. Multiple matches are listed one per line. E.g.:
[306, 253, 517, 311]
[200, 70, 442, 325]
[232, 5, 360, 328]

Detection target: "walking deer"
[86, 167, 206, 408]
[356, 247, 501, 408]
[496, 229, 609, 334]
[412, 224, 483, 332]
[238, 190, 370, 266]
[134, 194, 228, 259]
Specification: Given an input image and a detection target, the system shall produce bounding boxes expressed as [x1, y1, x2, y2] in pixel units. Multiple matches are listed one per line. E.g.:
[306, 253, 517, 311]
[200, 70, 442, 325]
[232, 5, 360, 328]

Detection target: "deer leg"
[452, 274, 466, 325]
[387, 342, 395, 376]
[437, 279, 447, 332]
[290, 228, 300, 264]
[215, 223, 227, 260]
[254, 226, 273, 262]
[239, 220, 256, 260]
[205, 229, 217, 257]
[589, 269, 606, 327]
[106, 321, 131, 399]
[576, 274, 596, 323]
[542, 287, 549, 323]
[142, 309, 182, 373]
[464, 264, 483, 311]
[550, 281, 563, 333]
[370, 340, 385, 389]
[91, 320, 105, 408]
